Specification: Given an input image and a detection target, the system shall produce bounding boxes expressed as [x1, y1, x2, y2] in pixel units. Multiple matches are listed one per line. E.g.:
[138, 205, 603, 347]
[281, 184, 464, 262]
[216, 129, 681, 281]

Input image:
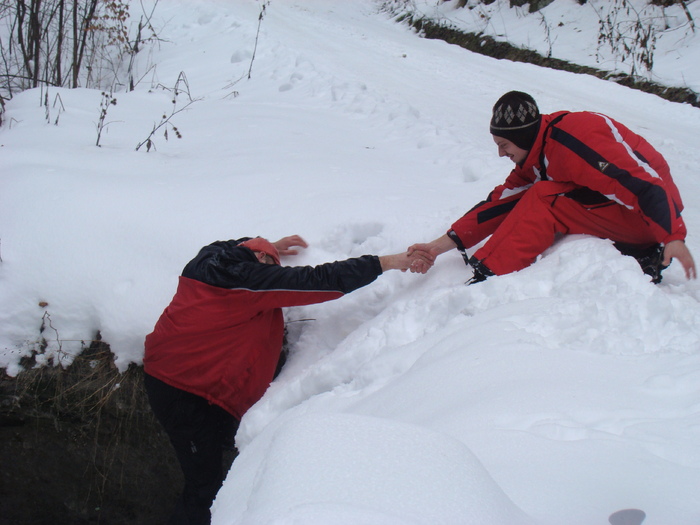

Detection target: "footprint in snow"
[319, 222, 384, 254]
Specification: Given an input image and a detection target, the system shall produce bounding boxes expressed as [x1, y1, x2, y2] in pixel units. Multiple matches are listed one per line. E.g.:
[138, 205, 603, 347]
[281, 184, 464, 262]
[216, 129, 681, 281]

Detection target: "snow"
[2, 0, 700, 524]
[404, 0, 700, 92]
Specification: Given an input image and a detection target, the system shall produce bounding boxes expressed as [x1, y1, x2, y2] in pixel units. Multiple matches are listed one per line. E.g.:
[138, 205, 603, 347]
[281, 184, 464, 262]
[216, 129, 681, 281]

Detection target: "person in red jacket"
[408, 90, 696, 283]
[143, 235, 431, 525]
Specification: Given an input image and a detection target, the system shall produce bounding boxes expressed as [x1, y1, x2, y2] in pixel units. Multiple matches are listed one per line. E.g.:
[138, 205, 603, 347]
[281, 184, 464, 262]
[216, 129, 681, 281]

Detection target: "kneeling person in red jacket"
[143, 235, 430, 525]
[408, 91, 696, 283]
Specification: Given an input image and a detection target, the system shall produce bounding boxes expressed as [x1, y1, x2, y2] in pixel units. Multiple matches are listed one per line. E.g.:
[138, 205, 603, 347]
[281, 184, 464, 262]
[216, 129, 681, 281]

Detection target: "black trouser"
[144, 373, 239, 525]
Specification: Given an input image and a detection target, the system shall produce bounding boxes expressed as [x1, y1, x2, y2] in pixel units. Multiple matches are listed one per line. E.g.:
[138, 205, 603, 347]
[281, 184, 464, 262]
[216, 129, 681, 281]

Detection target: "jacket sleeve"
[546, 112, 687, 244]
[183, 242, 383, 308]
[233, 255, 383, 296]
[449, 169, 534, 250]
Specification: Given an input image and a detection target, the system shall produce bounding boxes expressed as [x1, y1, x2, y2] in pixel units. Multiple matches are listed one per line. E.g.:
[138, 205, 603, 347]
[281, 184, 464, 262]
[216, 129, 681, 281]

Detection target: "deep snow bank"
[213, 413, 535, 525]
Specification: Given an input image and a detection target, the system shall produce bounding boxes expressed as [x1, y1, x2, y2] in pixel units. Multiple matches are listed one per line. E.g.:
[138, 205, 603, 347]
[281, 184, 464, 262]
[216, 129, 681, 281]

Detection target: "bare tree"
[71, 0, 99, 87]
[0, 0, 159, 102]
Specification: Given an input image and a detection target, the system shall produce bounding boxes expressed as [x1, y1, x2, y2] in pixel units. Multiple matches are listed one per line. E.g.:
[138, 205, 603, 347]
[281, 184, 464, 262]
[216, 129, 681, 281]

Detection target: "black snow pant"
[144, 373, 239, 525]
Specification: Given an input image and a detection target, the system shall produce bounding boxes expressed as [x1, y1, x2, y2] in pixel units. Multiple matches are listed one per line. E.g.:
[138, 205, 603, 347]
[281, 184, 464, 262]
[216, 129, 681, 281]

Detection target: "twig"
[680, 0, 695, 32]
[52, 93, 65, 125]
[224, 1, 269, 96]
[135, 98, 197, 152]
[247, 3, 268, 80]
[95, 92, 117, 147]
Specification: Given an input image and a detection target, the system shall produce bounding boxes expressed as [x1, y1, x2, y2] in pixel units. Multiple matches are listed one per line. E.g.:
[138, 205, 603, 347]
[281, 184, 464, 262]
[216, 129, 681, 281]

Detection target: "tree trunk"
[55, 0, 64, 85]
[16, 0, 34, 86]
[29, 0, 42, 87]
[71, 0, 99, 88]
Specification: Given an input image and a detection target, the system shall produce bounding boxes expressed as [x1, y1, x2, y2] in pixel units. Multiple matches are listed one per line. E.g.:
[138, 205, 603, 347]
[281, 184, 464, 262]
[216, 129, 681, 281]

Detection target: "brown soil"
[0, 340, 181, 525]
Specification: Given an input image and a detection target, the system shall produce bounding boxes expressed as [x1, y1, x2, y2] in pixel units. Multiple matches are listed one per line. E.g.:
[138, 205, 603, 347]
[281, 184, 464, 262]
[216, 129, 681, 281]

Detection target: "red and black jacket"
[144, 239, 383, 419]
[448, 111, 686, 250]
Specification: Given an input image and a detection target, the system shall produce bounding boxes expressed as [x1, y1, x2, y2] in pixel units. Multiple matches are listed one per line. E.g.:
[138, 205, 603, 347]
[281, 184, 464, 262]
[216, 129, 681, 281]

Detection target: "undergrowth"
[3, 336, 142, 427]
[0, 337, 178, 524]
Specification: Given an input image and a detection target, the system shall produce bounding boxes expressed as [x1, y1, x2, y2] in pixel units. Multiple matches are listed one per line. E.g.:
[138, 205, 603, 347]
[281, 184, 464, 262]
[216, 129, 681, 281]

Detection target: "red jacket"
[144, 240, 383, 419]
[449, 111, 686, 249]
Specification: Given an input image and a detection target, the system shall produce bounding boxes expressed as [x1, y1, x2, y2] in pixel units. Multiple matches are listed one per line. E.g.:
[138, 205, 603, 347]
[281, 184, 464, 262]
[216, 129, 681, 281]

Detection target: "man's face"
[493, 135, 529, 165]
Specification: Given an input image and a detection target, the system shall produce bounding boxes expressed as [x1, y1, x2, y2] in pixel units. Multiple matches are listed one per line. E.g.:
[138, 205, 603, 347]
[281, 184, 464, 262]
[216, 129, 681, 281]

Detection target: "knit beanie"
[239, 237, 281, 265]
[490, 91, 541, 151]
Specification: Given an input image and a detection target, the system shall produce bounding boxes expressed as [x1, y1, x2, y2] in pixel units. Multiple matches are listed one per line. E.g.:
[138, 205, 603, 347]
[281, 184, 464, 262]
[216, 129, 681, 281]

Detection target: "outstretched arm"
[663, 240, 697, 280]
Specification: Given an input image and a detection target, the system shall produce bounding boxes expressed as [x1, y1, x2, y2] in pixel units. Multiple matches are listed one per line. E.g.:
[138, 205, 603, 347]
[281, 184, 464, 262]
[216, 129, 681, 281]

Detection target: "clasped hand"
[380, 249, 435, 273]
[406, 243, 438, 274]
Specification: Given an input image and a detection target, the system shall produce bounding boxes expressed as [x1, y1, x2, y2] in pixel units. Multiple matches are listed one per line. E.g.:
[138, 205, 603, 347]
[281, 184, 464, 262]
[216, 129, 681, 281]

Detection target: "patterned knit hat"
[239, 237, 281, 265]
[490, 91, 541, 151]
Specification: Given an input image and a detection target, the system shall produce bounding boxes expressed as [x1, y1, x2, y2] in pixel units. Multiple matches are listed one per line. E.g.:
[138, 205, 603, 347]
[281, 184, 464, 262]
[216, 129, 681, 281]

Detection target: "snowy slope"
[401, 0, 700, 93]
[2, 1, 700, 524]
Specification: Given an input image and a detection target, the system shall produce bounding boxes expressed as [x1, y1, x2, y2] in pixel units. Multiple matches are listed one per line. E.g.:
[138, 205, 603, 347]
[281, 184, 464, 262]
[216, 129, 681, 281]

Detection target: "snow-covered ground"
[400, 0, 700, 93]
[2, 1, 700, 524]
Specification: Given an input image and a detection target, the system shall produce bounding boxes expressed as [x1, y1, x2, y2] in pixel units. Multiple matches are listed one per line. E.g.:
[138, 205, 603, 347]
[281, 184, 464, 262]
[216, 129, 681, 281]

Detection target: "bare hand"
[407, 249, 435, 273]
[379, 250, 435, 272]
[273, 235, 309, 257]
[407, 242, 437, 257]
[406, 235, 458, 274]
[663, 240, 697, 279]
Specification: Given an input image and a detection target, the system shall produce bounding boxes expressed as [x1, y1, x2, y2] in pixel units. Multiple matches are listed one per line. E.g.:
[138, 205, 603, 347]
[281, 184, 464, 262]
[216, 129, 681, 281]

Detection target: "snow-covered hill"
[2, 1, 700, 523]
[396, 0, 700, 94]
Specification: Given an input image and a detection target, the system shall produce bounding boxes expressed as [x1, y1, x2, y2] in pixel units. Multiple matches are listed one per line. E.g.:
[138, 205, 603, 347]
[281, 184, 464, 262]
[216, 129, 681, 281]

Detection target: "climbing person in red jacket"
[143, 235, 432, 525]
[408, 90, 696, 283]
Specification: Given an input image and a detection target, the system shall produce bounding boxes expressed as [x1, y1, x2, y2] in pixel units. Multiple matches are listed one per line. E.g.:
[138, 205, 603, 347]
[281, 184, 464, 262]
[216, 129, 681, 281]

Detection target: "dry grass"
[0, 337, 179, 524]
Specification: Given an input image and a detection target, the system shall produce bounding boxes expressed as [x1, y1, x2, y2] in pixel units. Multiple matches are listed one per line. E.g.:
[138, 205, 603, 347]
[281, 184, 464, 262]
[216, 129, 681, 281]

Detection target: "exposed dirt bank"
[0, 340, 181, 524]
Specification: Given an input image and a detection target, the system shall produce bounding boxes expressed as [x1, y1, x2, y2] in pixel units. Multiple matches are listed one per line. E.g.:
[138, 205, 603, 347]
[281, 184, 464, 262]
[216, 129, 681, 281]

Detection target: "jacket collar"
[512, 111, 569, 180]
